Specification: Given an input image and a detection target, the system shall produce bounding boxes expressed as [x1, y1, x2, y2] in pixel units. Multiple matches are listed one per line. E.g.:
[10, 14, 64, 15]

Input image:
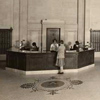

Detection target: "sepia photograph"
[0, 0, 99, 100]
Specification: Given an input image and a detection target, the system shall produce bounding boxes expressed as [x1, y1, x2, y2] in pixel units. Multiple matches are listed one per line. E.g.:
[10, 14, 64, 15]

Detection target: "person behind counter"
[65, 41, 72, 50]
[73, 41, 80, 52]
[19, 40, 26, 50]
[19, 40, 31, 51]
[50, 39, 59, 52]
[56, 40, 66, 74]
[31, 42, 38, 51]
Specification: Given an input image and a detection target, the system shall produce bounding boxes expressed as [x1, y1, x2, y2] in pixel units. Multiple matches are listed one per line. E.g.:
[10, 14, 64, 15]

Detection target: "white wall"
[0, 0, 13, 28]
[0, 0, 87, 50]
[90, 0, 100, 29]
[28, 0, 77, 49]
[85, 0, 100, 43]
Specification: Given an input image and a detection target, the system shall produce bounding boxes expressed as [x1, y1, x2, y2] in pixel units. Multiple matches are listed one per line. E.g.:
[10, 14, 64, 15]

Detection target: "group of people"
[20, 39, 80, 74]
[20, 40, 38, 51]
[50, 39, 81, 74]
[50, 39, 66, 74]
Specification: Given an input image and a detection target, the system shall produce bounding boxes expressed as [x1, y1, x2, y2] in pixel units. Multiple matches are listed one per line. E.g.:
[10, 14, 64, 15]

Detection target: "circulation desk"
[6, 49, 94, 71]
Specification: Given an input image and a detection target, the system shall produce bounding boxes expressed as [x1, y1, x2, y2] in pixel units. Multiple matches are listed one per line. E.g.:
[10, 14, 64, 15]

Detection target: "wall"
[85, 0, 100, 44]
[28, 0, 77, 49]
[90, 0, 100, 57]
[0, 0, 13, 28]
[90, 0, 100, 29]
[0, 0, 18, 46]
[0, 0, 86, 50]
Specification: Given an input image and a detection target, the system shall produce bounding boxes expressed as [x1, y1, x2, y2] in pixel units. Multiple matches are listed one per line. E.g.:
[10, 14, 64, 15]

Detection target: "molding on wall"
[28, 20, 77, 25]
[28, 22, 77, 30]
[41, 19, 65, 24]
[65, 28, 77, 32]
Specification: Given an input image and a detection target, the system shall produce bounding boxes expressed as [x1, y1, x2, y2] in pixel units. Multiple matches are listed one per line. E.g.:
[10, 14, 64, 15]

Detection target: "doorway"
[46, 28, 60, 51]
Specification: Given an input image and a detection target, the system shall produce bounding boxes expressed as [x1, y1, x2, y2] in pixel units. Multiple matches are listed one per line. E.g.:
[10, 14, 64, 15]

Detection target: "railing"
[90, 29, 100, 52]
[0, 28, 12, 54]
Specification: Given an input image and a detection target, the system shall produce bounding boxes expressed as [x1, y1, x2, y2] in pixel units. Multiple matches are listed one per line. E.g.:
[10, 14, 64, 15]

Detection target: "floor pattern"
[20, 76, 83, 95]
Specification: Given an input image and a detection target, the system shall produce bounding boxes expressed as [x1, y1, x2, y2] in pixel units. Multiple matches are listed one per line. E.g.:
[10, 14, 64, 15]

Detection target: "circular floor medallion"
[38, 79, 69, 91]
[41, 80, 64, 88]
[20, 77, 83, 95]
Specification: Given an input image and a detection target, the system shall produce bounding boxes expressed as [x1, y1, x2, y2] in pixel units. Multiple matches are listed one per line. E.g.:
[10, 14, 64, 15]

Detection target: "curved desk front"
[6, 49, 94, 72]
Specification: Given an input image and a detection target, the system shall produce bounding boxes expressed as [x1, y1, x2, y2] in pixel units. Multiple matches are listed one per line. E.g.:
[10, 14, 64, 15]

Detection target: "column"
[77, 0, 86, 45]
[19, 0, 28, 41]
[13, 0, 20, 46]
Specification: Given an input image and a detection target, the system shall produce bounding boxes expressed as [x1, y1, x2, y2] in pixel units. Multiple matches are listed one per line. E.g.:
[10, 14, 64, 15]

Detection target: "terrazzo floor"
[0, 58, 100, 100]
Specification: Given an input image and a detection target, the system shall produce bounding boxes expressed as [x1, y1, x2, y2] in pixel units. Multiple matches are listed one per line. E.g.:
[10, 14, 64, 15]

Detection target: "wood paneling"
[0, 28, 12, 54]
[78, 50, 94, 68]
[90, 29, 100, 52]
[6, 49, 94, 71]
[65, 53, 78, 69]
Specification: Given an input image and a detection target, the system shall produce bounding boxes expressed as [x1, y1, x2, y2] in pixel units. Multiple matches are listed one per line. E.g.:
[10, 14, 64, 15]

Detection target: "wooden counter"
[65, 50, 94, 69]
[6, 48, 94, 71]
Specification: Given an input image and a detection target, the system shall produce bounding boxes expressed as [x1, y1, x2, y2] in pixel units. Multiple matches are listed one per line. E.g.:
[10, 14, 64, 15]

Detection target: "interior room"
[0, 0, 100, 100]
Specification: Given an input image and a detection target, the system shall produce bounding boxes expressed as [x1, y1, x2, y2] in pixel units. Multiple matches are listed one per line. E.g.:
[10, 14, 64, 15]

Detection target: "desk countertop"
[7, 48, 94, 54]
[7, 48, 51, 54]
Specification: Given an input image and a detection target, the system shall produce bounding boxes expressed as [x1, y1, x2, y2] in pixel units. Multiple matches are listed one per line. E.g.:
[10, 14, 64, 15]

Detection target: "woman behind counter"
[50, 39, 59, 52]
[73, 41, 80, 52]
[19, 40, 26, 50]
[31, 42, 38, 51]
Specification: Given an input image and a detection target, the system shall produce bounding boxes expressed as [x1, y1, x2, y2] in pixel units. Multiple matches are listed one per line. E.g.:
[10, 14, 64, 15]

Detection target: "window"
[90, 29, 100, 52]
[0, 28, 12, 54]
